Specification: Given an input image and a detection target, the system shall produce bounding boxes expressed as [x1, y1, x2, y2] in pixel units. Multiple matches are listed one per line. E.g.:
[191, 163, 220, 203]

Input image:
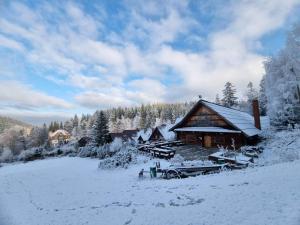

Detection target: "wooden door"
[204, 135, 212, 148]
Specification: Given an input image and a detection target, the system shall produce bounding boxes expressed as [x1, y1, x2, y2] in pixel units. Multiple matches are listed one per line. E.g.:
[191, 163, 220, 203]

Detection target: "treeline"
[47, 102, 195, 139]
[0, 125, 48, 155]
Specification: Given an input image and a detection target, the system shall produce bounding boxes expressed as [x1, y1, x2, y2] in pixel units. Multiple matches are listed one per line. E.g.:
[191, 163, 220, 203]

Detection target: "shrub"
[98, 146, 138, 169]
[0, 148, 13, 163]
[18, 148, 44, 162]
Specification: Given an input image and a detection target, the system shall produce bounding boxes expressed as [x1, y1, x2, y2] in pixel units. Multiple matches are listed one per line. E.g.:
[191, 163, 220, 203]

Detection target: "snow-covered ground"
[1, 156, 300, 225]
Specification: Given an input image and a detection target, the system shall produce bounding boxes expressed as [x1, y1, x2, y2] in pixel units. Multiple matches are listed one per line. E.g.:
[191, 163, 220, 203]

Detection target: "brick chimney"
[252, 99, 261, 130]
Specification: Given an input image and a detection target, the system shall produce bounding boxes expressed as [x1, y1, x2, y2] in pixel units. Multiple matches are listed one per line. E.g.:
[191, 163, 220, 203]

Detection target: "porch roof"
[174, 127, 242, 134]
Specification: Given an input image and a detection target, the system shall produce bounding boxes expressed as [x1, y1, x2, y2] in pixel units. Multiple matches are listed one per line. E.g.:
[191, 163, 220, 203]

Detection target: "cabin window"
[214, 136, 225, 145]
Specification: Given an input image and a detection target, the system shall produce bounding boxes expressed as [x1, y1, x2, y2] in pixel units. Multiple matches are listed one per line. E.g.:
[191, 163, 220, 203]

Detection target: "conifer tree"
[139, 104, 147, 130]
[246, 82, 258, 103]
[215, 94, 221, 104]
[258, 76, 267, 116]
[63, 121, 73, 134]
[222, 82, 238, 107]
[92, 111, 112, 146]
[73, 115, 79, 128]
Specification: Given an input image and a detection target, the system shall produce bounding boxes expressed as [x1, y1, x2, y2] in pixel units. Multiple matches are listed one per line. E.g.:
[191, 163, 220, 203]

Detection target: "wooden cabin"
[109, 129, 139, 142]
[169, 100, 261, 149]
[137, 135, 145, 144]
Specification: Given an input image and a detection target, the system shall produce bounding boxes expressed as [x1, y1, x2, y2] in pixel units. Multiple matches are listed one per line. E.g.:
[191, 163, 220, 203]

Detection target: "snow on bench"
[150, 147, 176, 159]
[209, 151, 252, 166]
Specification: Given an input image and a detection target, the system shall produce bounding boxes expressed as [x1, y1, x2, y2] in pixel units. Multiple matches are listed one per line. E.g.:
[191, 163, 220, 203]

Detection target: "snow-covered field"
[1, 156, 300, 225]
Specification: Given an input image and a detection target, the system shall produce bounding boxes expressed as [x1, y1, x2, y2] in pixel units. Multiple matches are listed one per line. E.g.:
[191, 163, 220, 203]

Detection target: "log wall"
[177, 132, 245, 149]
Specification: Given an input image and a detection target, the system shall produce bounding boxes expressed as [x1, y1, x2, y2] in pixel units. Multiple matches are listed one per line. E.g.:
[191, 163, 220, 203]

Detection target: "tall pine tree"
[222, 82, 238, 107]
[258, 76, 267, 116]
[92, 111, 112, 146]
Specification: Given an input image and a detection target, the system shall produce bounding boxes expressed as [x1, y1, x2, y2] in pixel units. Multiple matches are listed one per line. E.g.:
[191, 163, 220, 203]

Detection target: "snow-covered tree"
[0, 128, 26, 155]
[215, 94, 221, 104]
[139, 104, 147, 130]
[265, 23, 300, 127]
[72, 114, 79, 137]
[92, 111, 112, 146]
[258, 76, 268, 116]
[246, 82, 258, 103]
[222, 82, 238, 107]
[26, 124, 48, 148]
[63, 121, 73, 134]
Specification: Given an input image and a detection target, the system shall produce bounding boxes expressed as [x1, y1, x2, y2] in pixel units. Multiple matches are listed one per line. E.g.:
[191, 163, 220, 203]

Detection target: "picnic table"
[150, 147, 176, 159]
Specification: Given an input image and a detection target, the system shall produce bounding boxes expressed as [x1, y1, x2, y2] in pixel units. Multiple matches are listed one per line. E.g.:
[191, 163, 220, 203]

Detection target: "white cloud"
[0, 81, 73, 109]
[75, 78, 167, 108]
[0, 34, 24, 51]
[68, 74, 111, 90]
[75, 90, 133, 109]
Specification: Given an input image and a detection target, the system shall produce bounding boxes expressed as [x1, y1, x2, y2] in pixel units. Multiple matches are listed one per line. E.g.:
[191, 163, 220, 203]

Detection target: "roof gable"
[149, 127, 164, 140]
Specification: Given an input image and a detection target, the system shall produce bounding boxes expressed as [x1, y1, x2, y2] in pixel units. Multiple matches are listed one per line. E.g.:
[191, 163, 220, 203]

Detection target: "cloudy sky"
[0, 0, 300, 125]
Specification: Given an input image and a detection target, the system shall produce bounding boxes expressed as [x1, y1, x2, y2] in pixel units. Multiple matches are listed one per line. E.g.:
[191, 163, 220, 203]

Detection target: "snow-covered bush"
[170, 154, 185, 164]
[18, 148, 44, 162]
[258, 128, 300, 165]
[0, 148, 13, 163]
[78, 138, 124, 159]
[77, 145, 96, 157]
[98, 146, 138, 169]
[109, 138, 123, 152]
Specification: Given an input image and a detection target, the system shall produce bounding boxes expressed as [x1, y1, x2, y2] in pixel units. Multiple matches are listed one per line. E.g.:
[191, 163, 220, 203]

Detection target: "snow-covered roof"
[136, 128, 152, 141]
[49, 129, 70, 138]
[174, 127, 242, 133]
[157, 124, 175, 141]
[170, 100, 261, 137]
[202, 101, 261, 137]
[174, 117, 183, 124]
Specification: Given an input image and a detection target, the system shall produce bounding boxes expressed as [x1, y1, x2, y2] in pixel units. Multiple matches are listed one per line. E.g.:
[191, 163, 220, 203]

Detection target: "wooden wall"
[177, 131, 245, 149]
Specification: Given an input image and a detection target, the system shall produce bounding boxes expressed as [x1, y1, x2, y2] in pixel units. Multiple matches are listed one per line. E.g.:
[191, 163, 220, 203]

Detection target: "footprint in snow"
[154, 203, 165, 208]
[124, 218, 132, 225]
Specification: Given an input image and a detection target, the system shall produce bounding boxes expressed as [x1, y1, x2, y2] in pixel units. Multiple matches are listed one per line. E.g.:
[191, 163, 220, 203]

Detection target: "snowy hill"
[0, 116, 32, 134]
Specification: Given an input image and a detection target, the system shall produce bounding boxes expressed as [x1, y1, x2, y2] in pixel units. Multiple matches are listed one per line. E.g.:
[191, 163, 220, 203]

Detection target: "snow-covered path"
[0, 157, 299, 225]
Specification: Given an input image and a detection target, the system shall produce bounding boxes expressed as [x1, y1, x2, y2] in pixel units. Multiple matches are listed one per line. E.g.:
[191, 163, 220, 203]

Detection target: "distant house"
[109, 132, 124, 141]
[169, 99, 262, 149]
[109, 129, 139, 142]
[49, 129, 71, 147]
[148, 124, 175, 142]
